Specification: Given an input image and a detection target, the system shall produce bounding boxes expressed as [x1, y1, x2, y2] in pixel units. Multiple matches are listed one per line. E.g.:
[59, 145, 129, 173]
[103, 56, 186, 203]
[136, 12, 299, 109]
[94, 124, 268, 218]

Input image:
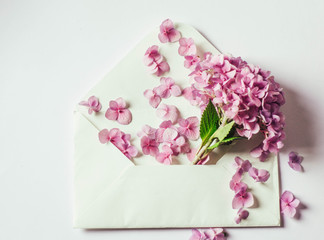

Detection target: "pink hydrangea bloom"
[229, 173, 248, 193]
[155, 120, 174, 143]
[281, 191, 300, 218]
[250, 145, 270, 162]
[288, 151, 303, 172]
[79, 96, 102, 114]
[156, 104, 179, 124]
[98, 128, 137, 160]
[170, 136, 191, 156]
[143, 88, 161, 108]
[155, 77, 182, 98]
[147, 60, 170, 77]
[144, 45, 170, 76]
[233, 156, 252, 174]
[118, 143, 138, 159]
[140, 136, 159, 157]
[189, 228, 226, 240]
[98, 128, 122, 145]
[178, 38, 197, 56]
[143, 45, 162, 66]
[105, 97, 132, 125]
[137, 125, 157, 139]
[184, 53, 285, 161]
[178, 116, 199, 140]
[158, 19, 181, 43]
[184, 55, 200, 70]
[235, 208, 249, 224]
[232, 188, 254, 209]
[162, 127, 179, 143]
[156, 145, 173, 165]
[248, 167, 270, 182]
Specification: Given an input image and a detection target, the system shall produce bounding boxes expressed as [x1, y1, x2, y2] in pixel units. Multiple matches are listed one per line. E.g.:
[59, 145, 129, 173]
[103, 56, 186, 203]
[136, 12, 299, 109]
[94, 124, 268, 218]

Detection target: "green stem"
[192, 116, 228, 165]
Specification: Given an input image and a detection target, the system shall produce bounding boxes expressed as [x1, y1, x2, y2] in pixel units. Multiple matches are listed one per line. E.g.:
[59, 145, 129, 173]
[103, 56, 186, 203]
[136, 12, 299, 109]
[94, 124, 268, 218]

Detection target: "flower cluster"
[230, 157, 270, 224]
[143, 45, 170, 77]
[99, 128, 138, 160]
[138, 116, 199, 164]
[189, 228, 226, 240]
[144, 77, 182, 108]
[181, 48, 285, 161]
[79, 96, 102, 114]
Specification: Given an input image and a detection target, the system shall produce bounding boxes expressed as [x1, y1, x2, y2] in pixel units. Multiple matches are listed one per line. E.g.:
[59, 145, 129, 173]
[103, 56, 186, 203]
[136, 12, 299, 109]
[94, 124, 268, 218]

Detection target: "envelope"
[73, 23, 281, 228]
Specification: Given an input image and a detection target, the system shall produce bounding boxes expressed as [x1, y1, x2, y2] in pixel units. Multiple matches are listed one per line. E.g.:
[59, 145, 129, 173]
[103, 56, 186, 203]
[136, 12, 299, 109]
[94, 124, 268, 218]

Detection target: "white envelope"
[73, 23, 281, 228]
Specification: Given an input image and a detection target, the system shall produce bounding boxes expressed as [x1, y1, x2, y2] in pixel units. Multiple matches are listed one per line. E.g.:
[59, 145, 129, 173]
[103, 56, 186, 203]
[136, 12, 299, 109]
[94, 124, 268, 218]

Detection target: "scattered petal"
[178, 38, 197, 56]
[232, 188, 254, 209]
[178, 116, 200, 140]
[156, 145, 173, 165]
[156, 104, 179, 124]
[79, 96, 102, 114]
[235, 208, 249, 224]
[158, 19, 181, 43]
[248, 167, 270, 182]
[105, 97, 132, 125]
[288, 151, 303, 172]
[140, 136, 159, 157]
[144, 88, 162, 108]
[281, 191, 300, 218]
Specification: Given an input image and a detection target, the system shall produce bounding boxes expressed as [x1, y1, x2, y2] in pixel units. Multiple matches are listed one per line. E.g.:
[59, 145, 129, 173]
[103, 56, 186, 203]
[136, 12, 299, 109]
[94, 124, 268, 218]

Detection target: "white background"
[1, 0, 324, 239]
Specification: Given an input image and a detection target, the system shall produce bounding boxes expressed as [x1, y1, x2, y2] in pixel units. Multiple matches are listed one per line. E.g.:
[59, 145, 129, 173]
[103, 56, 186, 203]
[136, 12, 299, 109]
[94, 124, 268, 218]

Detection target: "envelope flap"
[73, 111, 133, 221]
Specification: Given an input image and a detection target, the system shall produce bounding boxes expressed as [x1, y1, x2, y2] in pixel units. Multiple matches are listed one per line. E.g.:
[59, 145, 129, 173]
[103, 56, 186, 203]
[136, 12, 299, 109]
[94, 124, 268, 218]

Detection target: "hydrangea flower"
[144, 45, 170, 76]
[184, 55, 200, 70]
[79, 96, 102, 114]
[177, 116, 200, 140]
[232, 188, 254, 209]
[158, 19, 181, 43]
[181, 52, 285, 161]
[155, 77, 182, 98]
[178, 38, 197, 56]
[235, 208, 249, 224]
[143, 88, 161, 108]
[105, 97, 132, 125]
[98, 128, 137, 160]
[233, 156, 252, 174]
[288, 151, 303, 172]
[229, 173, 248, 193]
[137, 124, 157, 139]
[248, 167, 270, 182]
[156, 104, 179, 124]
[156, 145, 173, 165]
[280, 191, 300, 218]
[140, 136, 159, 157]
[189, 228, 226, 240]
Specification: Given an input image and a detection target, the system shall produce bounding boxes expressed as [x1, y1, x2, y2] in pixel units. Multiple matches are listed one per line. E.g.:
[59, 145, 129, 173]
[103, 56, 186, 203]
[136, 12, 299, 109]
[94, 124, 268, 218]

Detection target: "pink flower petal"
[117, 109, 132, 125]
[105, 108, 118, 120]
[158, 19, 181, 43]
[156, 104, 179, 124]
[288, 151, 303, 172]
[98, 129, 110, 144]
[280, 190, 300, 218]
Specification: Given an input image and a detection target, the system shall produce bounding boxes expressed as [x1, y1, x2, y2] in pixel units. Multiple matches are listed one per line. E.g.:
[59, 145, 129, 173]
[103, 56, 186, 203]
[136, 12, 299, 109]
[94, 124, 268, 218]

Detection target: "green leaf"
[215, 120, 235, 142]
[199, 100, 219, 144]
[207, 136, 245, 150]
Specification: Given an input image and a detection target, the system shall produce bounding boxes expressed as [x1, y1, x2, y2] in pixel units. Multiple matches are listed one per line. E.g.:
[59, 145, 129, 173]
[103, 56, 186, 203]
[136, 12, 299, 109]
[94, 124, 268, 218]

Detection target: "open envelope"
[73, 23, 281, 228]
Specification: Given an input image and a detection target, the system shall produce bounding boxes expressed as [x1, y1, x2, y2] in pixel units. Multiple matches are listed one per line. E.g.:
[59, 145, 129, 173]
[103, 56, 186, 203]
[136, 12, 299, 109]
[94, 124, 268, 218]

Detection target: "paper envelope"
[73, 23, 281, 228]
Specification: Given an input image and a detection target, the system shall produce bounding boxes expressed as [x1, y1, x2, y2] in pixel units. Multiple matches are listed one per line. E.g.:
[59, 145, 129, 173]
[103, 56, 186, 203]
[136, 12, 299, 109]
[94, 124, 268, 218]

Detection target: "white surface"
[0, 0, 324, 239]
